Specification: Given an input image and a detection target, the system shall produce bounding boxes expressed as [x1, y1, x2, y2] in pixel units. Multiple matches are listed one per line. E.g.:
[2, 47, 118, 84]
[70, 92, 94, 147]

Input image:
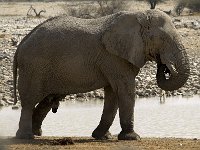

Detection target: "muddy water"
[0, 95, 200, 138]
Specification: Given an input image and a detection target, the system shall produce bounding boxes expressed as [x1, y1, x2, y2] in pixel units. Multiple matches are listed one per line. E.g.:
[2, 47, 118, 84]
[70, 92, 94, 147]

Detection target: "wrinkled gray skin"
[13, 10, 190, 140]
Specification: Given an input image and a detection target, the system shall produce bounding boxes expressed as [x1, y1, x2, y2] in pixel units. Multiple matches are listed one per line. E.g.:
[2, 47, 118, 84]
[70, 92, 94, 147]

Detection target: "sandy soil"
[0, 136, 200, 150]
[0, 1, 200, 149]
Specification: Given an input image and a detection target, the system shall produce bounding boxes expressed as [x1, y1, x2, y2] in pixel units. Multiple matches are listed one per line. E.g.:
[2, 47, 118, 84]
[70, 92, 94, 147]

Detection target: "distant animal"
[13, 10, 190, 140]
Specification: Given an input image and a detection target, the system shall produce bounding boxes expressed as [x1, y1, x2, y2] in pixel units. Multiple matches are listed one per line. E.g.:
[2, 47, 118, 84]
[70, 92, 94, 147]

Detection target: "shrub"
[66, 0, 126, 19]
[96, 0, 125, 16]
[175, 0, 200, 15]
[134, 0, 168, 9]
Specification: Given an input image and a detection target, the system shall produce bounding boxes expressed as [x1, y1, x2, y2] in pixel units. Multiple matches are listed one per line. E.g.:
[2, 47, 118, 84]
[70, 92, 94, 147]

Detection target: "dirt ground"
[0, 0, 200, 150]
[0, 136, 199, 150]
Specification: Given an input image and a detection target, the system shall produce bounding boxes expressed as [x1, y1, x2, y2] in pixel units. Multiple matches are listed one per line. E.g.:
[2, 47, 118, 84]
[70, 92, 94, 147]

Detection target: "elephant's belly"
[49, 62, 108, 94]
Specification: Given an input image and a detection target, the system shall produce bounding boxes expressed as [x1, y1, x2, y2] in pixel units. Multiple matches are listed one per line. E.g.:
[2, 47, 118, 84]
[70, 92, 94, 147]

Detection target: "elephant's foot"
[16, 129, 34, 139]
[32, 127, 42, 136]
[92, 130, 112, 140]
[118, 131, 141, 140]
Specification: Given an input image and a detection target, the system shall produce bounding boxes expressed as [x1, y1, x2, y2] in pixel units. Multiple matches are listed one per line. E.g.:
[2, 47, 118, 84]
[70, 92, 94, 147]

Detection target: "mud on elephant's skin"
[13, 10, 190, 140]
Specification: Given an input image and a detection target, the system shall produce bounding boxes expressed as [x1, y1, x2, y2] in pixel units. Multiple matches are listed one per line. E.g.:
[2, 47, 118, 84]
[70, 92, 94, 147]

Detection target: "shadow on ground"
[0, 136, 119, 146]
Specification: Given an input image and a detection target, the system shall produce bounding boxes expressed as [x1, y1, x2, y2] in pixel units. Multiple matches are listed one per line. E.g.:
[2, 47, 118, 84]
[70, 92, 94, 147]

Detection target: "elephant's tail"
[13, 49, 18, 105]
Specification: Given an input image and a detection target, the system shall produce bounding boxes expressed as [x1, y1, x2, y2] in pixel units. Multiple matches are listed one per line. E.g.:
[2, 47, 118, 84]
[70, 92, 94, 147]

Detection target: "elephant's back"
[40, 13, 121, 33]
[30, 14, 117, 36]
[18, 12, 122, 46]
[16, 12, 129, 66]
[17, 14, 118, 56]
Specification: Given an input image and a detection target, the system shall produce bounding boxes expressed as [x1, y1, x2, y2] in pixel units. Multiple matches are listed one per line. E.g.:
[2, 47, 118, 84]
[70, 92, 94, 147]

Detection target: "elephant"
[13, 9, 190, 140]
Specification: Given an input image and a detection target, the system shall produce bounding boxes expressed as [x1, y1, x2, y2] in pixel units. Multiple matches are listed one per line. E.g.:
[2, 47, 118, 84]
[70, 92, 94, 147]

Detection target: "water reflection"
[0, 95, 199, 138]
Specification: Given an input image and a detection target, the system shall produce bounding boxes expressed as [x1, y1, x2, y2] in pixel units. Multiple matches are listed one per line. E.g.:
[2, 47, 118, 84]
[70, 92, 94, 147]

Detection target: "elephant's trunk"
[156, 41, 190, 91]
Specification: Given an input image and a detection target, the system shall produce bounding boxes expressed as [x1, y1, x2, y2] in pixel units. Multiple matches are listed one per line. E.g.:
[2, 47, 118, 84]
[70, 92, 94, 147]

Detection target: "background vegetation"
[0, 0, 200, 17]
[175, 0, 200, 15]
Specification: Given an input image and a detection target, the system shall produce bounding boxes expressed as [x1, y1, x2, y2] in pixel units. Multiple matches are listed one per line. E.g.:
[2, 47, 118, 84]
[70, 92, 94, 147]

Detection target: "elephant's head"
[102, 10, 190, 91]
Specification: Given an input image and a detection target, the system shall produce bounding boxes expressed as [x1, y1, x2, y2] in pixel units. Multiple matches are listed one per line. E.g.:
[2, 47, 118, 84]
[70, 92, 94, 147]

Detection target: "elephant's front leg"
[92, 86, 118, 140]
[117, 81, 141, 140]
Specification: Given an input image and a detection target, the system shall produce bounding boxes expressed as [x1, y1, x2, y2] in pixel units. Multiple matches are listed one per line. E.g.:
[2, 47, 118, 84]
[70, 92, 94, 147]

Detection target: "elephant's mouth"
[156, 54, 178, 80]
[157, 64, 171, 80]
[155, 54, 172, 79]
[156, 53, 189, 91]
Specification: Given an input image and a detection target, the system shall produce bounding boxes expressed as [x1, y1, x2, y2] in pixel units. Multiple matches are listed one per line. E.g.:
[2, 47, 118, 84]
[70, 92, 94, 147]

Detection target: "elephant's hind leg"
[32, 96, 53, 136]
[92, 86, 118, 140]
[16, 98, 36, 139]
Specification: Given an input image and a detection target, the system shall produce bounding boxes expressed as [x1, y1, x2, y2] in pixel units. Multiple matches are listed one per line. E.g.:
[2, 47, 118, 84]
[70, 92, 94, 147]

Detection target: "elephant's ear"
[102, 13, 146, 68]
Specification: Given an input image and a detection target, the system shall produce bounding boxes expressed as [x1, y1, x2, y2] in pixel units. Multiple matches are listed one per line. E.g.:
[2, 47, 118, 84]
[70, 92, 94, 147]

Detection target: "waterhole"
[0, 95, 200, 138]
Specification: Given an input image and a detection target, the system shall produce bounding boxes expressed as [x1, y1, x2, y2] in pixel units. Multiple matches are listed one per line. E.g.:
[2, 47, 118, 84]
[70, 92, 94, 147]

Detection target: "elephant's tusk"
[166, 63, 178, 76]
